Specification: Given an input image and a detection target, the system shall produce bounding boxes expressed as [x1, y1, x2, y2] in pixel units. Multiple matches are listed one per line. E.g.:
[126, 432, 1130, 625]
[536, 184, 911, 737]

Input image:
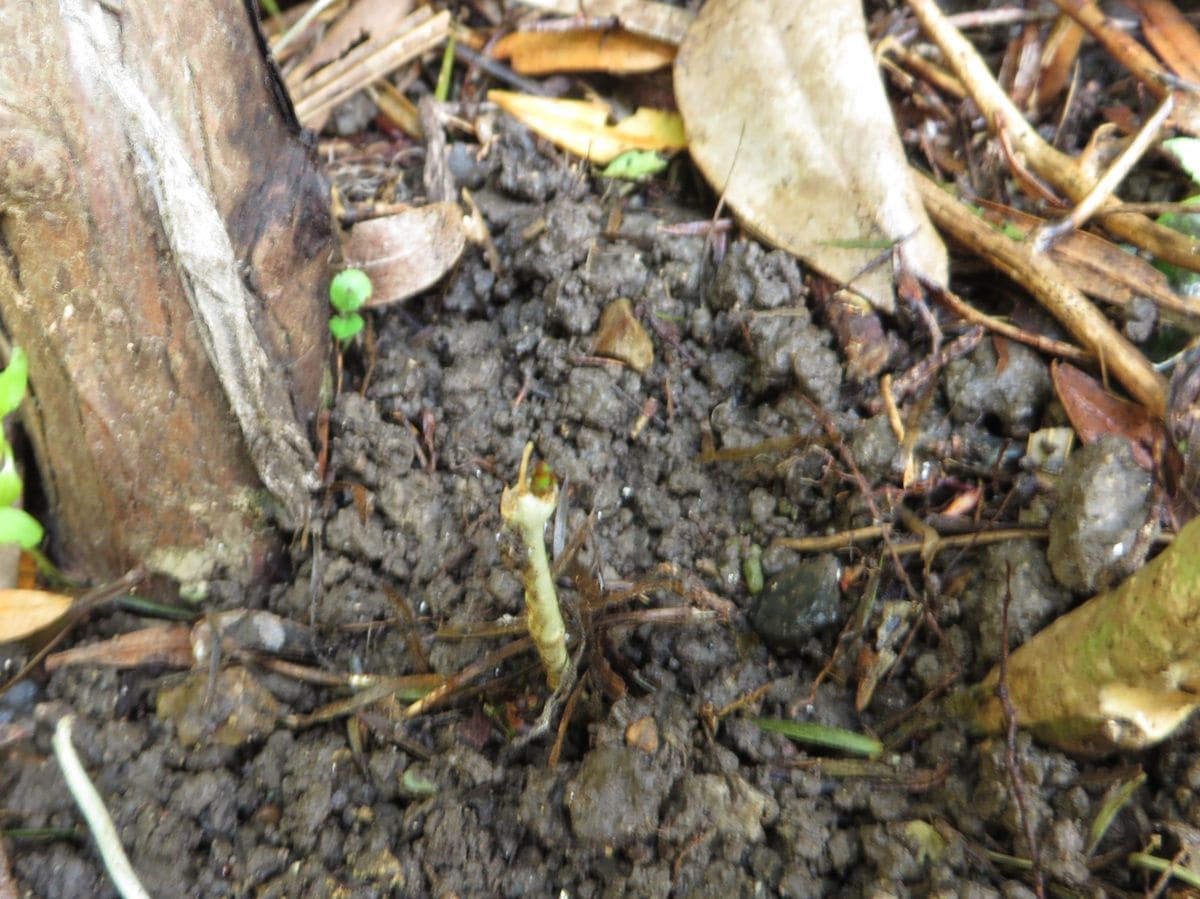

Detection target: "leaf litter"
[7, 0, 1200, 896]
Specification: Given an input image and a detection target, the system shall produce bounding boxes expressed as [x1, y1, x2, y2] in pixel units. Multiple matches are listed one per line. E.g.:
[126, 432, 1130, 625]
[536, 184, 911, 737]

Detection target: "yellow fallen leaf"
[489, 90, 685, 165]
[491, 28, 675, 75]
[0, 588, 73, 642]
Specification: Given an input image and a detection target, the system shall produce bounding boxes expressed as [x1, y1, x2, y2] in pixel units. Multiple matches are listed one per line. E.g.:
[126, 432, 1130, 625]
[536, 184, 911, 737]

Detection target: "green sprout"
[329, 268, 372, 345]
[500, 442, 568, 690]
[599, 150, 669, 181]
[0, 348, 43, 550]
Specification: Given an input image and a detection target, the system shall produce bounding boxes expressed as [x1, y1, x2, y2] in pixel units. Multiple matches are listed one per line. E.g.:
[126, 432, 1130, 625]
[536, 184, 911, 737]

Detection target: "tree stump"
[0, 0, 331, 583]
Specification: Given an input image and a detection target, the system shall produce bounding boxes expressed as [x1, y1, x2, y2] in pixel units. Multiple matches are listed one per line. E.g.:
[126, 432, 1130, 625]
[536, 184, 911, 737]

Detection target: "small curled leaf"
[329, 312, 364, 343]
[530, 460, 556, 498]
[329, 269, 373, 313]
[0, 348, 29, 419]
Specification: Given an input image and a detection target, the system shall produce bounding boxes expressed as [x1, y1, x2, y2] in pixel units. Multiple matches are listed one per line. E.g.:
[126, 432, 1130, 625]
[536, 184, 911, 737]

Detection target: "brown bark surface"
[0, 0, 330, 582]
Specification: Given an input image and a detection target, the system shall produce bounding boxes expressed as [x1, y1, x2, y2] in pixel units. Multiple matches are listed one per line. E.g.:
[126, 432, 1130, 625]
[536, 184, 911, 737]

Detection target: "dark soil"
[4, 20, 1199, 899]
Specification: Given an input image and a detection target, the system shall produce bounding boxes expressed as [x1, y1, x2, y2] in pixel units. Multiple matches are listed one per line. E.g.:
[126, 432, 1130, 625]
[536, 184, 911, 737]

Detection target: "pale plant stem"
[52, 716, 151, 899]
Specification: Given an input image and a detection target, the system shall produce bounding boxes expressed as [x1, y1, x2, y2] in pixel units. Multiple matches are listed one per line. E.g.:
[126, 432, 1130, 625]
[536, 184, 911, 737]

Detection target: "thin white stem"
[52, 716, 151, 899]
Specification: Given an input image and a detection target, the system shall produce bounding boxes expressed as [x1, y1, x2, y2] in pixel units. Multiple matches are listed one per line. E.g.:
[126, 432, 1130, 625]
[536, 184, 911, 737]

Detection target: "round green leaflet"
[329, 268, 373, 314]
[0, 505, 44, 550]
[329, 312, 364, 343]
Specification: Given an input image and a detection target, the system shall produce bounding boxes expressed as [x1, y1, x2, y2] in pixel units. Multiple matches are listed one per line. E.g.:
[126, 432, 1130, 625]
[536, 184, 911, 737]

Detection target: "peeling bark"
[0, 0, 331, 582]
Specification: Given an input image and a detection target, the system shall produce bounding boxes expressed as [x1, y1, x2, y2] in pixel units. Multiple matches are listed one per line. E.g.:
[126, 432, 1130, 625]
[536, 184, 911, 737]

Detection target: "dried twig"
[907, 0, 1200, 274]
[772, 526, 1048, 557]
[914, 170, 1167, 416]
[1035, 94, 1175, 248]
[920, 275, 1091, 363]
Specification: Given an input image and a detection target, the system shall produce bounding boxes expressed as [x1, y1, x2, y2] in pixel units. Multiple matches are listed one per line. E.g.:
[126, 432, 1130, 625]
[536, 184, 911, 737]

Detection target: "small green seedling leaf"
[600, 150, 669, 181]
[530, 460, 556, 499]
[329, 269, 373, 314]
[0, 348, 28, 419]
[0, 448, 22, 508]
[1163, 137, 1200, 185]
[329, 313, 364, 343]
[0, 506, 44, 549]
[753, 718, 883, 758]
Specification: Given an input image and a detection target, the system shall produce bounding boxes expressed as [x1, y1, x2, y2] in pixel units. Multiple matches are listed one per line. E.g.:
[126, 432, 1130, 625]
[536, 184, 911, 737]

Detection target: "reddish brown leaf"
[1051, 361, 1165, 468]
[1131, 0, 1200, 83]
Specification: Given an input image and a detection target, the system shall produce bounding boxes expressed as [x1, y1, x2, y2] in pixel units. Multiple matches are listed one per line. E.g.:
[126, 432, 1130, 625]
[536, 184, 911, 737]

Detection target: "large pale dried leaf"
[674, 0, 948, 312]
[491, 29, 675, 75]
[0, 589, 73, 643]
[489, 90, 685, 164]
[343, 203, 466, 306]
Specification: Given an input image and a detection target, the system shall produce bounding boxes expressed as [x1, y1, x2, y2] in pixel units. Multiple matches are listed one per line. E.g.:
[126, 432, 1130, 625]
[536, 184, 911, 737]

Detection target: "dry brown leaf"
[491, 28, 675, 75]
[0, 588, 73, 643]
[1051, 361, 1165, 469]
[342, 203, 466, 306]
[594, 298, 653, 371]
[1034, 15, 1086, 111]
[44, 623, 194, 671]
[674, 0, 947, 313]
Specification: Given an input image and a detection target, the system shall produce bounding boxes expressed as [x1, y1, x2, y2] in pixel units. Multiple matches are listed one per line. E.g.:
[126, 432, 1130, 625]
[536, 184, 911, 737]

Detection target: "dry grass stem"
[291, 8, 451, 129]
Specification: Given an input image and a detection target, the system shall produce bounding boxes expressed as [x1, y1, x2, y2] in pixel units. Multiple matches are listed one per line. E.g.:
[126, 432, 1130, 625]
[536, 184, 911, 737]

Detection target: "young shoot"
[328, 268, 372, 395]
[328, 268, 372, 345]
[500, 441, 568, 689]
